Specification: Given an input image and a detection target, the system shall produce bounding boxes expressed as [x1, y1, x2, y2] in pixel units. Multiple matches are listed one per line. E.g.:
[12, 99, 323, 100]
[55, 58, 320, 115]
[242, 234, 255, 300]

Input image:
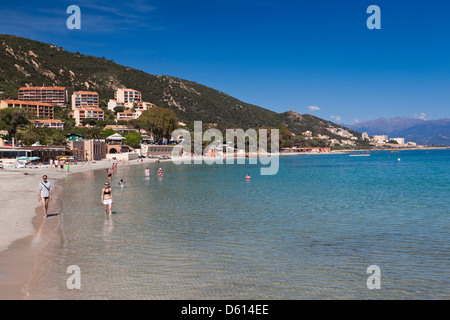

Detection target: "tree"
[84, 126, 102, 140]
[49, 131, 68, 147]
[81, 118, 97, 127]
[18, 123, 41, 146]
[128, 119, 145, 134]
[0, 108, 30, 145]
[114, 106, 125, 114]
[139, 106, 177, 142]
[124, 131, 142, 148]
[102, 128, 118, 139]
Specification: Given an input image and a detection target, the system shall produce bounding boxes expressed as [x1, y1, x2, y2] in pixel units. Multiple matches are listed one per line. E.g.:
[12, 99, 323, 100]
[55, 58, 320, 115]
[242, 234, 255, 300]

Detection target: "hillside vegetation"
[0, 34, 361, 143]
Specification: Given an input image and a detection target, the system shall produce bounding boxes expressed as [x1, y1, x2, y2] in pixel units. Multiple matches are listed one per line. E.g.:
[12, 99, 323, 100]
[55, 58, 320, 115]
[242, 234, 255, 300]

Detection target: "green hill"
[0, 34, 361, 140]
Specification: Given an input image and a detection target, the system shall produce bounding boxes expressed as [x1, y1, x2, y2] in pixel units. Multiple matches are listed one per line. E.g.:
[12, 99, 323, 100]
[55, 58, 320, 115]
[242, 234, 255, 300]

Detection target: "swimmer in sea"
[145, 167, 150, 177]
[245, 173, 251, 180]
[157, 168, 163, 177]
[119, 179, 125, 187]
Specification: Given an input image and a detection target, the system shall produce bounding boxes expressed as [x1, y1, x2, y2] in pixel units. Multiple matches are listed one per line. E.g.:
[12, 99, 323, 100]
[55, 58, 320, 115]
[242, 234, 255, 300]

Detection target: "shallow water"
[29, 150, 450, 299]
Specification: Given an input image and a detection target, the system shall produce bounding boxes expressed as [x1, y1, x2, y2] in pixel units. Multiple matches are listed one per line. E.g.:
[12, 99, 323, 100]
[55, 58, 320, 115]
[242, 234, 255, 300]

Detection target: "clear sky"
[1, 0, 449, 124]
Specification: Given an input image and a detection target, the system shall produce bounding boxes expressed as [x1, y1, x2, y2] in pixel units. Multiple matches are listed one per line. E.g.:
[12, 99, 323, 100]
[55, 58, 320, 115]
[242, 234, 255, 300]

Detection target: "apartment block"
[18, 87, 68, 106]
[31, 119, 64, 130]
[116, 109, 139, 121]
[74, 106, 105, 126]
[0, 100, 54, 119]
[72, 91, 99, 110]
[134, 101, 155, 115]
[114, 88, 142, 103]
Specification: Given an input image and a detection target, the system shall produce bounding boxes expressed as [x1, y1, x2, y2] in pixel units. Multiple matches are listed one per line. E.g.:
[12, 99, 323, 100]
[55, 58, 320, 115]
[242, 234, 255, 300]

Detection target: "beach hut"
[106, 133, 126, 154]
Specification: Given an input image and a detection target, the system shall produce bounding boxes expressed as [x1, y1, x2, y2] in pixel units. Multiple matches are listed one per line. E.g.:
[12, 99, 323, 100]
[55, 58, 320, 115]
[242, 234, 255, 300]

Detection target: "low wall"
[106, 152, 139, 161]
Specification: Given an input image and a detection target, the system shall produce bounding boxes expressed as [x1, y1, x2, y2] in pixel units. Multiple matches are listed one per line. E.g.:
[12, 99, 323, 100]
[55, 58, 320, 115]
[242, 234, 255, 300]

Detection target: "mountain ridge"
[347, 117, 450, 146]
[0, 34, 360, 141]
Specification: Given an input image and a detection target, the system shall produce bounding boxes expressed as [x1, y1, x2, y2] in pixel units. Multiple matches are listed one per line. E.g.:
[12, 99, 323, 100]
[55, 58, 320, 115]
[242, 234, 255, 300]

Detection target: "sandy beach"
[0, 158, 159, 299]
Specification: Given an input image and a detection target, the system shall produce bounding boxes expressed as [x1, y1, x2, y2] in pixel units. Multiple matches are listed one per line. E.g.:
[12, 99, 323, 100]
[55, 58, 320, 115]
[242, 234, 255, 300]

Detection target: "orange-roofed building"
[18, 86, 68, 106]
[74, 106, 105, 126]
[72, 91, 99, 110]
[114, 88, 142, 103]
[0, 100, 54, 119]
[116, 109, 139, 121]
[31, 119, 64, 130]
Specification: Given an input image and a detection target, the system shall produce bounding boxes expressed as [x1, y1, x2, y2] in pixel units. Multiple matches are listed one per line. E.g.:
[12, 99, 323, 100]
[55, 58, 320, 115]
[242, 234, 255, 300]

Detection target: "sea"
[28, 149, 450, 299]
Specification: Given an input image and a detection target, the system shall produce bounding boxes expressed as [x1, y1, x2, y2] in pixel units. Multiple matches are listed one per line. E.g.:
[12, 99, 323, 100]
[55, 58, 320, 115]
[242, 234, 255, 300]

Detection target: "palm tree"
[19, 123, 41, 146]
[49, 131, 68, 147]
[0, 108, 30, 146]
[85, 126, 102, 140]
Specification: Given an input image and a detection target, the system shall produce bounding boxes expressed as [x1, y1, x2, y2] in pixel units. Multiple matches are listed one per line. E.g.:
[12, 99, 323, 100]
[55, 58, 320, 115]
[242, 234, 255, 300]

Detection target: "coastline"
[0, 158, 159, 300]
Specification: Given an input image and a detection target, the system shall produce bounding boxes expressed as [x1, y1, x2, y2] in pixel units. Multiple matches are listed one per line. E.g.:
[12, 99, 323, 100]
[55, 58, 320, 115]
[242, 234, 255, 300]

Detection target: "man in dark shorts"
[38, 175, 52, 218]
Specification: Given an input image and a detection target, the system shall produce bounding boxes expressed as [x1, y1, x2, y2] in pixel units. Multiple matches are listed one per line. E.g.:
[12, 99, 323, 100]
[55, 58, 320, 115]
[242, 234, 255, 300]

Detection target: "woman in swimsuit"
[101, 182, 113, 214]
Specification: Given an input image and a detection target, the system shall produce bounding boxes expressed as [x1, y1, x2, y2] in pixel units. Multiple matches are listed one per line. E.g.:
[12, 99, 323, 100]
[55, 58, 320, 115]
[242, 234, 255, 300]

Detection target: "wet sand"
[0, 159, 158, 299]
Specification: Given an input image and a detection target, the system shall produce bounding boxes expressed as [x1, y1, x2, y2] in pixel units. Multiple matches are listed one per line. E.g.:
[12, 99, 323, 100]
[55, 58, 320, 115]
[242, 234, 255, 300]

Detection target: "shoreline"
[0, 158, 160, 300]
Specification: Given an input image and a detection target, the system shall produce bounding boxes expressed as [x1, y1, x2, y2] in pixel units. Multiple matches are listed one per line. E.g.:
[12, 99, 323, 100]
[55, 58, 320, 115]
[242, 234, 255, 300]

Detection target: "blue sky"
[1, 0, 449, 124]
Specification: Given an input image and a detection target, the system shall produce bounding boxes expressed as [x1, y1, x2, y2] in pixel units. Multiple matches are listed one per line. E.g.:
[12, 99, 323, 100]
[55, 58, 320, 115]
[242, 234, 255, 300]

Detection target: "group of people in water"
[145, 167, 164, 177]
[101, 164, 165, 215]
[40, 162, 251, 218]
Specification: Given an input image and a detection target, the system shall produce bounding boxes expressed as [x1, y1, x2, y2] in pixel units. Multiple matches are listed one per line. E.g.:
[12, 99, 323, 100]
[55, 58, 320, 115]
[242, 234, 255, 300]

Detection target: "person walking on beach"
[106, 168, 112, 180]
[38, 175, 52, 218]
[54, 159, 59, 171]
[101, 182, 113, 214]
[65, 161, 70, 172]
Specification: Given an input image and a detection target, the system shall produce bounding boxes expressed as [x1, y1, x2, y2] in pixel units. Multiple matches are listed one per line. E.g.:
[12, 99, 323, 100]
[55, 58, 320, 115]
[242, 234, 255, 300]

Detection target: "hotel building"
[18, 87, 68, 106]
[0, 100, 54, 119]
[72, 91, 99, 110]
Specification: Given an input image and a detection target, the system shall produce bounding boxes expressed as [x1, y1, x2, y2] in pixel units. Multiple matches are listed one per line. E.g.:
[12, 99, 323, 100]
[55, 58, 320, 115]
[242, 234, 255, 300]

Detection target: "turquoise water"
[30, 150, 450, 299]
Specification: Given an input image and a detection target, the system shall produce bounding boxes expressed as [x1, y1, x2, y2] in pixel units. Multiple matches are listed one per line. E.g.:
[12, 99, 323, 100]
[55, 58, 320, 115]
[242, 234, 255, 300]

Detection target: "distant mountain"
[0, 34, 359, 140]
[348, 117, 450, 146]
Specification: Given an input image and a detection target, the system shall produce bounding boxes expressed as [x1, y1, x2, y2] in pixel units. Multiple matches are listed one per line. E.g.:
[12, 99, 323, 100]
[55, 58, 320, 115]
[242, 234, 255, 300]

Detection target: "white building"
[107, 99, 126, 112]
[390, 138, 405, 145]
[372, 135, 388, 143]
[31, 119, 64, 130]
